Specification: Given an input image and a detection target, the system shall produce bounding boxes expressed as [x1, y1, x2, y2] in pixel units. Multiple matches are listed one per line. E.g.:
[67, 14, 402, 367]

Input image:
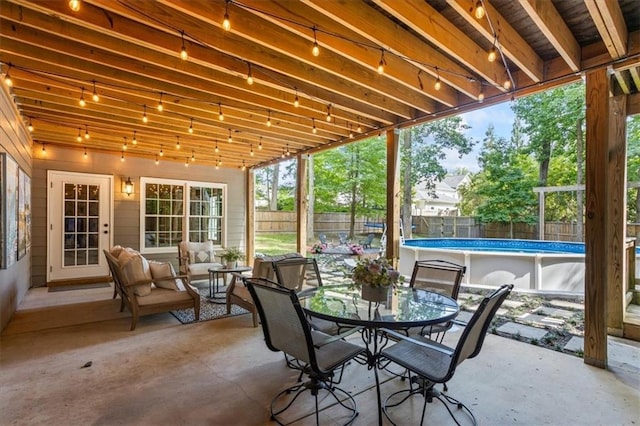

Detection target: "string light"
[41, 143, 46, 154]
[258, 136, 263, 150]
[122, 136, 128, 150]
[356, 119, 362, 133]
[68, 0, 80, 12]
[478, 86, 485, 103]
[349, 124, 354, 139]
[92, 81, 99, 102]
[215, 140, 219, 153]
[79, 88, 86, 107]
[312, 118, 317, 134]
[434, 68, 441, 91]
[312, 27, 320, 57]
[377, 50, 386, 74]
[159, 144, 164, 156]
[286, 144, 290, 156]
[266, 110, 271, 127]
[3, 65, 12, 87]
[503, 79, 512, 90]
[188, 117, 194, 133]
[281, 148, 285, 158]
[83, 147, 88, 159]
[27, 117, 33, 132]
[157, 92, 163, 111]
[241, 160, 246, 171]
[179, 31, 188, 60]
[132, 130, 137, 144]
[76, 127, 82, 142]
[222, 0, 231, 31]
[121, 151, 125, 162]
[218, 103, 224, 121]
[228, 129, 232, 143]
[293, 90, 299, 107]
[250, 144, 254, 156]
[142, 105, 148, 123]
[175, 135, 180, 149]
[155, 154, 159, 165]
[191, 150, 196, 162]
[325, 105, 332, 122]
[474, 0, 485, 19]
[217, 156, 222, 169]
[185, 157, 189, 167]
[84, 124, 90, 139]
[246, 63, 253, 85]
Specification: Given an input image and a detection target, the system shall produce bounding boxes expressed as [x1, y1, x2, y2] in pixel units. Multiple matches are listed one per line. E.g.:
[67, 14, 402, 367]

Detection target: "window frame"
[139, 177, 227, 254]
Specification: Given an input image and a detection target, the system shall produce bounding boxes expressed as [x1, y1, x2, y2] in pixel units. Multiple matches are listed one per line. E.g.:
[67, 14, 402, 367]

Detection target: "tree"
[464, 126, 538, 236]
[400, 117, 475, 236]
[511, 83, 585, 187]
[628, 114, 640, 222]
[313, 137, 387, 236]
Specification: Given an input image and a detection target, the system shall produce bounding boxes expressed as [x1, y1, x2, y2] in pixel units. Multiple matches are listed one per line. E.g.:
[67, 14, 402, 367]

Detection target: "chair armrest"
[123, 278, 154, 287]
[382, 328, 454, 356]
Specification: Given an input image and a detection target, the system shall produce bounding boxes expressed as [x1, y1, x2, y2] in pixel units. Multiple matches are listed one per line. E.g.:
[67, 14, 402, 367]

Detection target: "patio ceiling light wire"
[480, 0, 516, 93]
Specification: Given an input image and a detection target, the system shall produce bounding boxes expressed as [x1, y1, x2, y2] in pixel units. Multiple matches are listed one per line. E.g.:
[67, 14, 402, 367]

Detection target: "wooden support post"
[386, 129, 401, 263]
[607, 94, 627, 336]
[297, 154, 308, 255]
[245, 168, 255, 267]
[584, 68, 609, 368]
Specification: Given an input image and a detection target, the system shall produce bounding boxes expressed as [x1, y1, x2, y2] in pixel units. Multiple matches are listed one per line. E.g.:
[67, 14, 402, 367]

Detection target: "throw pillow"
[189, 250, 213, 264]
[120, 252, 153, 297]
[149, 261, 180, 291]
[110, 245, 125, 258]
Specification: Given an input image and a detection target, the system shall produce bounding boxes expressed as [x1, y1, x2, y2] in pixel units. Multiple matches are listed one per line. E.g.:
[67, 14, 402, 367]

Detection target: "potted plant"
[221, 247, 244, 269]
[352, 257, 403, 302]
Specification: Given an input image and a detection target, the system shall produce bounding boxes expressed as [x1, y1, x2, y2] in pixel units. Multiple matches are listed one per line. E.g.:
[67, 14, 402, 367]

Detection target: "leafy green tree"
[313, 137, 387, 237]
[512, 82, 584, 186]
[466, 126, 538, 236]
[628, 114, 640, 222]
[400, 117, 475, 236]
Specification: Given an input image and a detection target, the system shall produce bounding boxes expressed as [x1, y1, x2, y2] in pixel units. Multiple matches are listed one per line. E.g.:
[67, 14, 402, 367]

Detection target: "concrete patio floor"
[1, 285, 639, 425]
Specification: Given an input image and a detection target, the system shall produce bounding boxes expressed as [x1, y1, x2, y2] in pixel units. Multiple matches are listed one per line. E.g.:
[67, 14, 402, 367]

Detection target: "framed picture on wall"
[3, 154, 19, 268]
[18, 167, 31, 260]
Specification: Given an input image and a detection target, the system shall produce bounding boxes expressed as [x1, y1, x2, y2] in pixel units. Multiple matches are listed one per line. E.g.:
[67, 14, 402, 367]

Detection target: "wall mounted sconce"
[122, 177, 134, 196]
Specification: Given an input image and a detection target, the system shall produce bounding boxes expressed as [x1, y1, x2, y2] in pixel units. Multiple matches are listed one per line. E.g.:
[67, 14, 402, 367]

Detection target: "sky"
[441, 101, 515, 173]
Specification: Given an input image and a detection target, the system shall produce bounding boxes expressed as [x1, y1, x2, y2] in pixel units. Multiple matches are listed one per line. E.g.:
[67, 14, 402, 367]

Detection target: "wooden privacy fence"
[256, 211, 640, 241]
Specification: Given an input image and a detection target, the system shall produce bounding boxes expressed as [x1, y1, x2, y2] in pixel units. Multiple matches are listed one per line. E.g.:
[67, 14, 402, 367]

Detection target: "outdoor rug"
[171, 286, 250, 324]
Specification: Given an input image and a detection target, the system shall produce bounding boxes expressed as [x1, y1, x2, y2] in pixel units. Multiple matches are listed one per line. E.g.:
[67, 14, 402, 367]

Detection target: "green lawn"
[255, 233, 298, 255]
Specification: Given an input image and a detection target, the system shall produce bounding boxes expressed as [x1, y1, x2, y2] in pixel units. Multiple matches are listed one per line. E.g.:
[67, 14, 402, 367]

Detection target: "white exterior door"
[48, 171, 113, 282]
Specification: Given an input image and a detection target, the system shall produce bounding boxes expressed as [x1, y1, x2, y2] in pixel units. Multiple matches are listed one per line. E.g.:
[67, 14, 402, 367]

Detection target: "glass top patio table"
[297, 284, 459, 329]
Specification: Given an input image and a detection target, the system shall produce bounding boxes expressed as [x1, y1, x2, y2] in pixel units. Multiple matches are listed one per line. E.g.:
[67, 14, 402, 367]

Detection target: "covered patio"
[1, 0, 640, 396]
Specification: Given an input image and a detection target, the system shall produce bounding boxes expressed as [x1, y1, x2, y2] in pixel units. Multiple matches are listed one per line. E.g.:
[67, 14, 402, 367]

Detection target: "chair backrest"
[409, 259, 466, 300]
[318, 233, 328, 244]
[364, 234, 374, 244]
[338, 232, 348, 245]
[245, 278, 318, 368]
[104, 249, 126, 293]
[450, 284, 513, 373]
[251, 253, 304, 281]
[272, 257, 322, 292]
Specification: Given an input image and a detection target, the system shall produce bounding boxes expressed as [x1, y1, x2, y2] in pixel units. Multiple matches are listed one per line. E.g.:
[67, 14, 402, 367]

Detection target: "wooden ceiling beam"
[3, 1, 385, 130]
[158, 0, 437, 115]
[518, 0, 581, 72]
[446, 0, 544, 83]
[629, 67, 640, 93]
[237, 0, 457, 108]
[373, 0, 507, 90]
[87, 0, 415, 120]
[584, 0, 628, 59]
[302, 0, 481, 100]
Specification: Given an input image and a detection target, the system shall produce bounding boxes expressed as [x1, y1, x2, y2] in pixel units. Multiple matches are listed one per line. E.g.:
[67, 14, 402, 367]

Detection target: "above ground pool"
[400, 238, 639, 294]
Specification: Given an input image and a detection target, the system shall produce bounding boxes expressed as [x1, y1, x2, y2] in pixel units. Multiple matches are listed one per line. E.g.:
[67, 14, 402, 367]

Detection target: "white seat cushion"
[188, 262, 222, 276]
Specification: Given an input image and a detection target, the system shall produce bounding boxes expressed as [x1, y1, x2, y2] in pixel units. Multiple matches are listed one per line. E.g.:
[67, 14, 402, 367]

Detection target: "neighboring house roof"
[442, 174, 470, 190]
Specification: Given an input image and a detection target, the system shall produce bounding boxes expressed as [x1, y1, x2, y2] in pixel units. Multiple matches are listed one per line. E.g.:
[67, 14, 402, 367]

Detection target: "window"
[140, 178, 226, 253]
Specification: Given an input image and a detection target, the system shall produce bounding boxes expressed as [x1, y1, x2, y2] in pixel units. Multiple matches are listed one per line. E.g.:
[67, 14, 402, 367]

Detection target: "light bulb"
[222, 13, 230, 31]
[294, 94, 299, 108]
[4, 71, 12, 87]
[503, 79, 512, 90]
[180, 46, 188, 61]
[84, 127, 90, 139]
[377, 61, 384, 74]
[357, 124, 362, 133]
[83, 148, 88, 159]
[215, 142, 219, 153]
[159, 146, 164, 156]
[478, 92, 485, 103]
[218, 104, 224, 121]
[27, 119, 33, 132]
[188, 118, 194, 134]
[312, 42, 320, 57]
[175, 137, 180, 149]
[157, 101, 163, 112]
[434, 77, 441, 91]
[488, 46, 497, 63]
[132, 131, 137, 144]
[258, 138, 263, 150]
[247, 74, 253, 85]
[69, 0, 80, 12]
[79, 89, 86, 107]
[92, 83, 99, 102]
[155, 155, 159, 165]
[474, 1, 485, 19]
[121, 152, 125, 162]
[76, 128, 82, 142]
[228, 130, 232, 143]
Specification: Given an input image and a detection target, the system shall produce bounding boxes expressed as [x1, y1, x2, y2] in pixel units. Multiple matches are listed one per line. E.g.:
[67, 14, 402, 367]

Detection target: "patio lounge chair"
[358, 233, 375, 249]
[380, 284, 513, 425]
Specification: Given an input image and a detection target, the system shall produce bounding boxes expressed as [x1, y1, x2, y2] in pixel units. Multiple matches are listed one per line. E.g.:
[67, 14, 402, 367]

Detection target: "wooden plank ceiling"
[1, 0, 639, 170]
